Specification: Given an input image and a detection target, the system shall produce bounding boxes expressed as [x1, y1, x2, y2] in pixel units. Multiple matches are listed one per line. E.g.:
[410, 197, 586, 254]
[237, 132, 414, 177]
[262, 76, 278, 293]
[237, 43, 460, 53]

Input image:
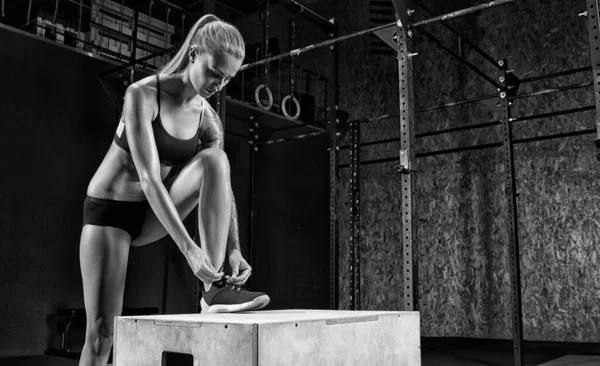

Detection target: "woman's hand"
[226, 249, 252, 285]
[184, 244, 223, 284]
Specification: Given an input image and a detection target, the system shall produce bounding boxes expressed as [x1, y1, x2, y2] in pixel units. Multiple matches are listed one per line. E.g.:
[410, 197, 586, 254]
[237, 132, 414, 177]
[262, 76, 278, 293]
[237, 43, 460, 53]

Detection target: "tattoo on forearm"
[227, 194, 241, 253]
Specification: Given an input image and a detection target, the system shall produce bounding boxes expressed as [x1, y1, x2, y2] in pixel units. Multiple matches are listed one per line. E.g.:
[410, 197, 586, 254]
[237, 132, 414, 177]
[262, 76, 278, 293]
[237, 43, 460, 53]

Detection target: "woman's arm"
[199, 105, 241, 254]
[123, 83, 194, 254]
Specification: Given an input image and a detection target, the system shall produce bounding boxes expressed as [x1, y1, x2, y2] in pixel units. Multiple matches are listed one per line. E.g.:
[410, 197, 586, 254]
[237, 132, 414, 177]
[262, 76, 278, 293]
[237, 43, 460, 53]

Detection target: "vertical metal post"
[349, 122, 355, 309]
[164, 7, 171, 49]
[328, 19, 339, 310]
[130, 8, 140, 84]
[585, 0, 600, 155]
[248, 117, 258, 283]
[146, 1, 153, 46]
[78, 0, 83, 36]
[326, 18, 340, 310]
[397, 26, 417, 312]
[349, 120, 361, 310]
[53, 0, 59, 25]
[289, 15, 297, 97]
[27, 0, 33, 27]
[356, 121, 361, 310]
[181, 13, 185, 43]
[117, 0, 126, 59]
[499, 59, 523, 366]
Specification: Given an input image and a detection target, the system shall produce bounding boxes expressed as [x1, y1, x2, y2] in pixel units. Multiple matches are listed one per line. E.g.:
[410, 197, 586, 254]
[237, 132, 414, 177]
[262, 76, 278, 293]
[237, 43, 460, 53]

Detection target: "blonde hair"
[159, 14, 245, 75]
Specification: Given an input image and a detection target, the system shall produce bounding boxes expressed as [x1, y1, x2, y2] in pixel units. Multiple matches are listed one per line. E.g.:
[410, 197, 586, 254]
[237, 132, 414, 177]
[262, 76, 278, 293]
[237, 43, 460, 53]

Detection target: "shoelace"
[213, 279, 244, 291]
[226, 283, 243, 291]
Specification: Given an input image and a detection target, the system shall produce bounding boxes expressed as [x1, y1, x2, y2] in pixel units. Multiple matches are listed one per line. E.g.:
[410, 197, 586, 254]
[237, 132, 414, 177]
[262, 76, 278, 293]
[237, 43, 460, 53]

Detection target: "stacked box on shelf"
[89, 0, 174, 68]
[33, 16, 53, 38]
[32, 13, 85, 49]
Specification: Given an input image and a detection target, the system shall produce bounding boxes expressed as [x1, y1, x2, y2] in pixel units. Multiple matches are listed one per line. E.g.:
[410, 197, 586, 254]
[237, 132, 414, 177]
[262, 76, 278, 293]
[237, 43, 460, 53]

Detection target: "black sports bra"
[113, 74, 203, 166]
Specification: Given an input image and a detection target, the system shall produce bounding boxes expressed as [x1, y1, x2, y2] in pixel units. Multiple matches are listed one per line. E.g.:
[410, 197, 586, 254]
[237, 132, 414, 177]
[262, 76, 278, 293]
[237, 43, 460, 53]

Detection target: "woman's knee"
[85, 316, 114, 355]
[200, 147, 230, 176]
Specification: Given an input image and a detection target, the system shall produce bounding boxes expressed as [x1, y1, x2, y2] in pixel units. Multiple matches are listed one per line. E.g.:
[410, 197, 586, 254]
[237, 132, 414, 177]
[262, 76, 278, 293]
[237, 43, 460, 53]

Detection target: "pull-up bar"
[240, 0, 515, 71]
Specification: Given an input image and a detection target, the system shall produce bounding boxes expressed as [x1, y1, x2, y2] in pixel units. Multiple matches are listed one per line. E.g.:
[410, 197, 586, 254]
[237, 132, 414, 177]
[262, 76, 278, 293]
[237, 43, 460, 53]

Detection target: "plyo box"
[114, 309, 421, 365]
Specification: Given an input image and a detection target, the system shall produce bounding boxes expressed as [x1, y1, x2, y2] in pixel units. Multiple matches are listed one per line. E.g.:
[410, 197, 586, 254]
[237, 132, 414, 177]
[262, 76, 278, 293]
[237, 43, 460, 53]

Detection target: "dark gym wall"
[333, 0, 600, 342]
[0, 25, 168, 356]
[253, 135, 331, 310]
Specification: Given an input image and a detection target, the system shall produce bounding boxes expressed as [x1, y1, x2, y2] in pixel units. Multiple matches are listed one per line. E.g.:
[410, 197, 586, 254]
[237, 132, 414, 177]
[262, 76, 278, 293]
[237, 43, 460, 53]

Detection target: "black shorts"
[82, 197, 149, 240]
[82, 164, 183, 240]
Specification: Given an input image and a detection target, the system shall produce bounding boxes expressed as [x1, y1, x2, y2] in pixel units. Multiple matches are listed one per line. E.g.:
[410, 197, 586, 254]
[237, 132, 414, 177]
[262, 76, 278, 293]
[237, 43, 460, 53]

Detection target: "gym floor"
[2, 337, 599, 366]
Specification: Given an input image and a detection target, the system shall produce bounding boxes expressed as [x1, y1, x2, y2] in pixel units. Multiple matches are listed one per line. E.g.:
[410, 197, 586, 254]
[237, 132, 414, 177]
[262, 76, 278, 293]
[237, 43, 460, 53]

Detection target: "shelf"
[224, 96, 326, 143]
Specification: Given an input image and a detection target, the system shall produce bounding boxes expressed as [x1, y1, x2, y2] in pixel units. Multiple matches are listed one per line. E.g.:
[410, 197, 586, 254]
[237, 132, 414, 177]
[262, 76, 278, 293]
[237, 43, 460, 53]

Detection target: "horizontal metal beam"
[339, 136, 398, 150]
[414, 0, 515, 28]
[417, 120, 500, 138]
[338, 129, 596, 169]
[516, 128, 595, 144]
[158, 0, 183, 11]
[339, 105, 594, 150]
[241, 0, 516, 71]
[520, 66, 591, 84]
[510, 105, 595, 123]
[352, 79, 592, 122]
[356, 113, 400, 125]
[416, 93, 499, 113]
[338, 129, 596, 168]
[511, 82, 593, 100]
[262, 131, 328, 145]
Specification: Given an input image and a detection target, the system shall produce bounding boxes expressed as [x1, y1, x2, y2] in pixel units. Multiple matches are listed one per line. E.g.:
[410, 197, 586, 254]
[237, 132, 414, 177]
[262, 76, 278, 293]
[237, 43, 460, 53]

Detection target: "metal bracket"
[396, 149, 416, 173]
[248, 116, 275, 145]
[390, 0, 414, 34]
[373, 26, 402, 51]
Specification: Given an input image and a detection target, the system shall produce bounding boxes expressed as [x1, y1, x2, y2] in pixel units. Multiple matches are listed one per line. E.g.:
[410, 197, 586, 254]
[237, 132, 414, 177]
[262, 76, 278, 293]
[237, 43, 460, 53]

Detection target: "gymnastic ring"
[282, 94, 301, 120]
[254, 84, 273, 111]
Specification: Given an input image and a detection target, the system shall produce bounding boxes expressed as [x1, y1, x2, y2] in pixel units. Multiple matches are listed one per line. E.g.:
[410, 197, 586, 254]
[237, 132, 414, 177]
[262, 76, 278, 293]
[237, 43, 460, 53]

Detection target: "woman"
[79, 14, 269, 366]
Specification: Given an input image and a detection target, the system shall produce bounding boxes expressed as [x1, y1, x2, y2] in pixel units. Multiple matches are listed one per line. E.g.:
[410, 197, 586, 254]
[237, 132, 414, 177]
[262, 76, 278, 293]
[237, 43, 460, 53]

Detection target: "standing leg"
[79, 225, 130, 366]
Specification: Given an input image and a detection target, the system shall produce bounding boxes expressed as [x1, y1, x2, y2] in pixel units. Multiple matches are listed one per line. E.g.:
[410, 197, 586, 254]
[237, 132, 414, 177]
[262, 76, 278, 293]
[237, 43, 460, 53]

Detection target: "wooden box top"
[116, 309, 418, 326]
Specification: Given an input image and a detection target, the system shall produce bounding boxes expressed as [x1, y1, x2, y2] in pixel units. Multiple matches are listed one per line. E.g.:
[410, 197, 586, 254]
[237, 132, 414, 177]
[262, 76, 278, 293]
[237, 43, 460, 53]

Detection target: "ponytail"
[158, 14, 245, 75]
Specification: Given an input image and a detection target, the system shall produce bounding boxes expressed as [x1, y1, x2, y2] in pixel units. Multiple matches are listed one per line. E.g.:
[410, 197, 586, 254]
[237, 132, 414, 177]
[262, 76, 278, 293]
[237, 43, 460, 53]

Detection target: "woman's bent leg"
[132, 147, 232, 271]
[79, 225, 130, 366]
[197, 148, 232, 271]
